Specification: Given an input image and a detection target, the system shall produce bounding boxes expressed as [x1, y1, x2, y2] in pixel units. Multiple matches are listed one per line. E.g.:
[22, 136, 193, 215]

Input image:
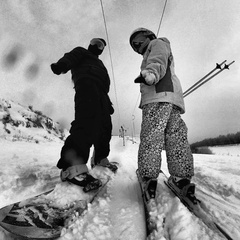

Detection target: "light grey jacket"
[140, 38, 185, 113]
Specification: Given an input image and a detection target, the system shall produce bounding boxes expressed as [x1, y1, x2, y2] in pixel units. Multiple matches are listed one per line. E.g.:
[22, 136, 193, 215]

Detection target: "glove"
[106, 95, 114, 115]
[141, 70, 156, 85]
[109, 104, 114, 115]
[134, 74, 151, 86]
[50, 62, 68, 75]
[134, 74, 145, 83]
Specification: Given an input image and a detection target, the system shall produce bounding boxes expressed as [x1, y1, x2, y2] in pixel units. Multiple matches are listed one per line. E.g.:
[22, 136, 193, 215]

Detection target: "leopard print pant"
[138, 102, 194, 179]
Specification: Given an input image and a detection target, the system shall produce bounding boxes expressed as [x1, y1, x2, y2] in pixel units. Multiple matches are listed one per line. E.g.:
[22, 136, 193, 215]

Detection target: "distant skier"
[129, 28, 197, 203]
[51, 38, 117, 192]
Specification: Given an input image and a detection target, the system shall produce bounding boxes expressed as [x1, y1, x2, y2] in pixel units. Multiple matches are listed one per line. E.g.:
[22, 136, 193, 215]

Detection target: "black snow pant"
[57, 79, 112, 170]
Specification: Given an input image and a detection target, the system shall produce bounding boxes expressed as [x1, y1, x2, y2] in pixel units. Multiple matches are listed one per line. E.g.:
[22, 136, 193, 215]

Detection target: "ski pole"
[184, 61, 235, 98]
[183, 60, 226, 97]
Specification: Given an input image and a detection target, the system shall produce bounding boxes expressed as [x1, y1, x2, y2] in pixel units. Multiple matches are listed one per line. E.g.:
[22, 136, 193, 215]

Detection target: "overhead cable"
[132, 0, 168, 118]
[99, 0, 121, 126]
[156, 0, 168, 37]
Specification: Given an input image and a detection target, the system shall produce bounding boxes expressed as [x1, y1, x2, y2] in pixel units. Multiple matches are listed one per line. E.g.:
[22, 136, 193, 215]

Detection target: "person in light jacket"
[130, 28, 197, 204]
[51, 38, 117, 192]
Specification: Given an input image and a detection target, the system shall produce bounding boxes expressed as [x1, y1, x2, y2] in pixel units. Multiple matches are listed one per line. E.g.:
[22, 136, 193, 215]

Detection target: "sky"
[0, 0, 240, 143]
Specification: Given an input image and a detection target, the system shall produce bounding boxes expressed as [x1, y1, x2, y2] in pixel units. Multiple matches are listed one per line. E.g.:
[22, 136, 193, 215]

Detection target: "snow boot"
[91, 156, 118, 173]
[167, 176, 198, 204]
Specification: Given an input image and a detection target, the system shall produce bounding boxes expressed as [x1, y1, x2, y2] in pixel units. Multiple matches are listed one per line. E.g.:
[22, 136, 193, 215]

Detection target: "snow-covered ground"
[0, 98, 68, 143]
[209, 144, 240, 157]
[0, 137, 240, 240]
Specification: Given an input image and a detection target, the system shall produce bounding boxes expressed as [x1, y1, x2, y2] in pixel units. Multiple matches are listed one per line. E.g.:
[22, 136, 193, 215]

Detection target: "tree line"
[190, 132, 240, 153]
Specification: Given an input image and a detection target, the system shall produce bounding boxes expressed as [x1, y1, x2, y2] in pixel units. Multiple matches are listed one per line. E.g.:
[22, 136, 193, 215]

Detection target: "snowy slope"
[0, 136, 240, 240]
[209, 144, 240, 157]
[0, 98, 68, 143]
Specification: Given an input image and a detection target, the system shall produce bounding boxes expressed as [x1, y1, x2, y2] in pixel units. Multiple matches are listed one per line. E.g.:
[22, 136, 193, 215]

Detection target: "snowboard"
[0, 176, 110, 239]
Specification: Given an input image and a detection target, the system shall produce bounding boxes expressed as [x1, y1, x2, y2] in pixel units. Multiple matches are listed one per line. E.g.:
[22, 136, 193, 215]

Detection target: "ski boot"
[60, 166, 102, 193]
[91, 156, 118, 173]
[143, 177, 158, 202]
[167, 176, 199, 205]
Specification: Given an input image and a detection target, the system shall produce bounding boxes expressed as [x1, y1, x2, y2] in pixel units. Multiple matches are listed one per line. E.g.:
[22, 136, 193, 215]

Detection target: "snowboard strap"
[60, 164, 88, 180]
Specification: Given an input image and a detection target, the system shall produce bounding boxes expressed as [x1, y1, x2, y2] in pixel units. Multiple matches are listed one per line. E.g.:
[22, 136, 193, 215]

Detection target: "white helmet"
[129, 28, 157, 53]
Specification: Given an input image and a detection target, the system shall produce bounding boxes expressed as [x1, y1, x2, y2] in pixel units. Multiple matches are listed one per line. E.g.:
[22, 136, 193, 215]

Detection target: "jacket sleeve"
[57, 47, 86, 71]
[145, 39, 170, 84]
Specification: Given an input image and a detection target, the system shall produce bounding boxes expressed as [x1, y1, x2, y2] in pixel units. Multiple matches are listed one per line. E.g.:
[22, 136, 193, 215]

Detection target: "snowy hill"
[0, 136, 240, 240]
[0, 98, 68, 143]
[209, 144, 240, 157]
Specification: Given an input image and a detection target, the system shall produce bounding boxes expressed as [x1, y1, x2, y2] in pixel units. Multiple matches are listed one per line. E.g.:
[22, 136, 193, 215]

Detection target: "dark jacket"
[57, 47, 114, 114]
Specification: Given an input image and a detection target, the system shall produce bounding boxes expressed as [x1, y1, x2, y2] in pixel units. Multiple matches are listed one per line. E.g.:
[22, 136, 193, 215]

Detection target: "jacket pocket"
[155, 59, 173, 93]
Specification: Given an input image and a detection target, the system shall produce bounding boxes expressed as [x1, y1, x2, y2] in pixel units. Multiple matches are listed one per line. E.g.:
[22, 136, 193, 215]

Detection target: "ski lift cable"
[99, 0, 121, 126]
[156, 0, 168, 37]
[130, 0, 168, 139]
[131, 0, 168, 119]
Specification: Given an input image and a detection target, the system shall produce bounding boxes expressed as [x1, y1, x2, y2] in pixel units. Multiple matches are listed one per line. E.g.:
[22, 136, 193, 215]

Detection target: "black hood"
[88, 44, 103, 57]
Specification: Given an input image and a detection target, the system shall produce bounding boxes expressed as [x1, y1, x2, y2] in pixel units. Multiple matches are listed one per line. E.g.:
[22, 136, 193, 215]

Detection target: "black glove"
[109, 104, 114, 115]
[106, 95, 114, 115]
[50, 62, 68, 75]
[134, 74, 151, 86]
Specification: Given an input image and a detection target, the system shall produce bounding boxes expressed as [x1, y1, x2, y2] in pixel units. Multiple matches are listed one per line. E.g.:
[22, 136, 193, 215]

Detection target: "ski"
[136, 169, 158, 237]
[161, 171, 233, 240]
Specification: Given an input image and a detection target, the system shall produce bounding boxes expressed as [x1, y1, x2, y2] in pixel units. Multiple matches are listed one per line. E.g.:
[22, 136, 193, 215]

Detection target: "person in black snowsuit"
[51, 38, 116, 192]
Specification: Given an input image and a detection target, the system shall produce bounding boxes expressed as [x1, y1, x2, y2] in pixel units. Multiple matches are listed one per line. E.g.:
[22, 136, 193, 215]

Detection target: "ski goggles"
[90, 38, 105, 50]
[132, 41, 144, 51]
